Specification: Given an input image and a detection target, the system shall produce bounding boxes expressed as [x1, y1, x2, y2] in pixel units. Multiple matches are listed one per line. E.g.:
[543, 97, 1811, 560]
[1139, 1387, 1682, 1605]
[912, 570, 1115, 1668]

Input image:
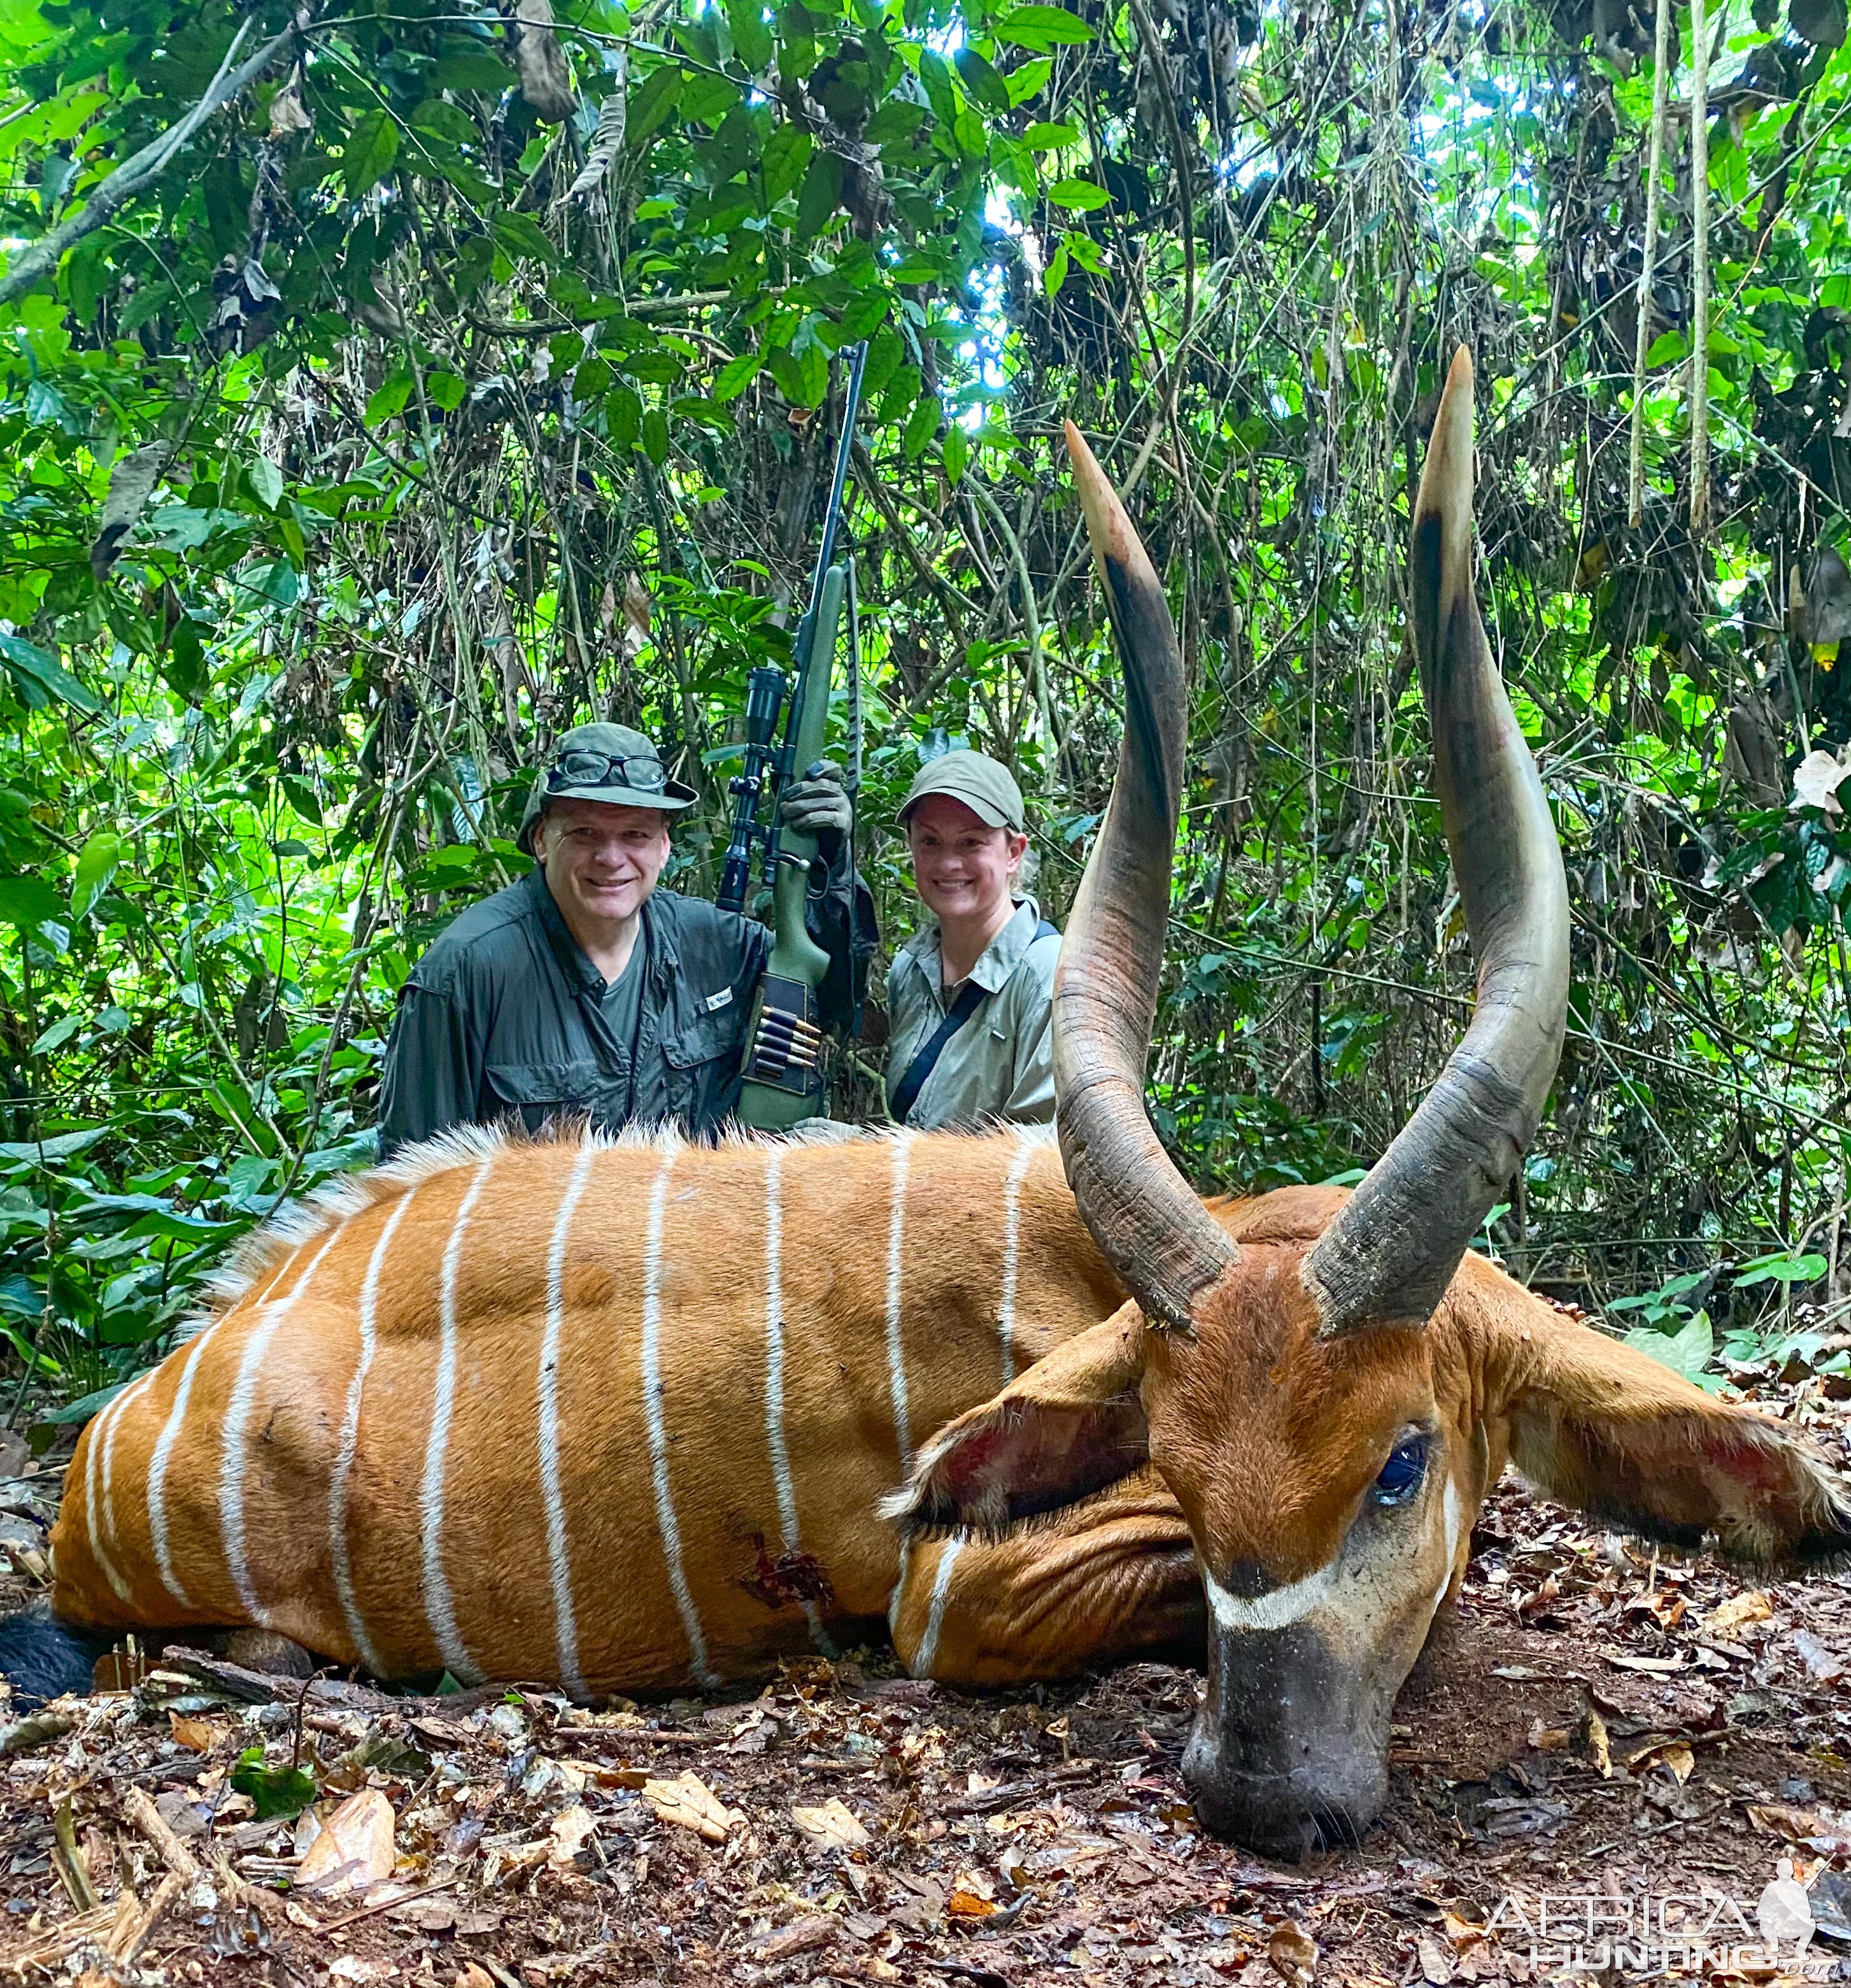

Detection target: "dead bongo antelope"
[885, 350, 1850, 1852]
[20, 351, 1848, 1861]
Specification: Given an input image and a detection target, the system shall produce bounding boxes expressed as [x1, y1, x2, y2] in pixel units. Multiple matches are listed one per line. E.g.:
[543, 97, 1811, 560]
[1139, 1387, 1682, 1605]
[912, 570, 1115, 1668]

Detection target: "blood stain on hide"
[739, 1534, 834, 1610]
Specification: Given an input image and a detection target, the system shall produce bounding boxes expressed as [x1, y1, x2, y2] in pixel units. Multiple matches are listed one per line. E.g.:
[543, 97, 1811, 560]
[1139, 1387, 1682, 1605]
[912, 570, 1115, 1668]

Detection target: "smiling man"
[884, 751, 1060, 1130]
[376, 721, 869, 1158]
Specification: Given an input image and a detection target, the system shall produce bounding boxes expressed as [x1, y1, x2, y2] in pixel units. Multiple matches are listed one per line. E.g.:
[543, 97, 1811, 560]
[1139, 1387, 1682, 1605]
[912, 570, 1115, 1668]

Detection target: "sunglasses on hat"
[543, 749, 669, 794]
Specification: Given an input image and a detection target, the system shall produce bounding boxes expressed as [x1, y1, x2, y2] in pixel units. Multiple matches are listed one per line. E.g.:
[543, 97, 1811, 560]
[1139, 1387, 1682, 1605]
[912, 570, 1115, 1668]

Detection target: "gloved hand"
[779, 759, 853, 858]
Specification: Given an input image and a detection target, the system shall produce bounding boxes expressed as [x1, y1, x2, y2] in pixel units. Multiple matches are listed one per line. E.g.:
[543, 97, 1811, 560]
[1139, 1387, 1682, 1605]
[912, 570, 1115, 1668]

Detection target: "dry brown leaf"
[1792, 1628, 1848, 1685]
[947, 1889, 998, 1919]
[1747, 1801, 1827, 1842]
[547, 1804, 596, 1869]
[644, 1771, 742, 1843]
[455, 1967, 495, 1988]
[1417, 1932, 1454, 1984]
[1629, 1740, 1696, 1783]
[296, 1788, 396, 1897]
[564, 62, 627, 205]
[753, 1917, 836, 1961]
[168, 1714, 215, 1752]
[1581, 1703, 1613, 1777]
[1268, 1918, 1318, 1987]
[267, 71, 311, 138]
[791, 1796, 872, 1853]
[1697, 1590, 1773, 1638]
[505, 0, 577, 121]
[1791, 749, 1850, 816]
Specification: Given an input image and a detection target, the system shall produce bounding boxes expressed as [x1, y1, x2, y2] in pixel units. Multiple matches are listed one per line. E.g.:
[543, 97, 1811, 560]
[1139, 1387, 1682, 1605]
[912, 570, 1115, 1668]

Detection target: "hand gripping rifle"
[718, 341, 868, 1132]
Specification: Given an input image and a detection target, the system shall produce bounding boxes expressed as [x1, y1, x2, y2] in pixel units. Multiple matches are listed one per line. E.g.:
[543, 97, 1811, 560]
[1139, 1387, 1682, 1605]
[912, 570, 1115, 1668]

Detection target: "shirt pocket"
[485, 1059, 604, 1116]
[661, 1001, 746, 1073]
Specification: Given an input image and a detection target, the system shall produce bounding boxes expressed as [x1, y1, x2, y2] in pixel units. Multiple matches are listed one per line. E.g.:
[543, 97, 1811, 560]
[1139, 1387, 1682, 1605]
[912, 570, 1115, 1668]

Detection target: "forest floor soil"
[0, 1379, 1845, 1988]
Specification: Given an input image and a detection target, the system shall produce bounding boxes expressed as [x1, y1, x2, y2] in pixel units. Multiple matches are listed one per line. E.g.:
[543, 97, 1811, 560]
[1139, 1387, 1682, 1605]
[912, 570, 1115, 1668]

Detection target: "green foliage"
[231, 1744, 318, 1821]
[0, 0, 1842, 1412]
[1623, 1309, 1722, 1393]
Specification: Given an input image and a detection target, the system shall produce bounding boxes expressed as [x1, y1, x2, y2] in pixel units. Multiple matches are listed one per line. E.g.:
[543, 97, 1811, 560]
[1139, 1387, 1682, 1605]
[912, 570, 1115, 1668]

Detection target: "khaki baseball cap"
[518, 721, 697, 853]
[898, 750, 1026, 833]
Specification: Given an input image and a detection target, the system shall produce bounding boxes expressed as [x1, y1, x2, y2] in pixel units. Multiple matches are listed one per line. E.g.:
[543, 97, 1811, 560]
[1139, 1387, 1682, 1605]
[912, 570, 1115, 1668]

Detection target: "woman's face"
[905, 794, 1028, 927]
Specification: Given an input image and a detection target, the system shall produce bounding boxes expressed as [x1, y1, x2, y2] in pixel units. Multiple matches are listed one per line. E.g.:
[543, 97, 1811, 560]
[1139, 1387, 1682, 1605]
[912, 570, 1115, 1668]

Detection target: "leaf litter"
[0, 1377, 1842, 1985]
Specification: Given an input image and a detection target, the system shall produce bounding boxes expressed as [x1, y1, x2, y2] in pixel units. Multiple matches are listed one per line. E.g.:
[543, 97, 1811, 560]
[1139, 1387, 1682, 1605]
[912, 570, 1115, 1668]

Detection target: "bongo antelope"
[31, 353, 1848, 1856]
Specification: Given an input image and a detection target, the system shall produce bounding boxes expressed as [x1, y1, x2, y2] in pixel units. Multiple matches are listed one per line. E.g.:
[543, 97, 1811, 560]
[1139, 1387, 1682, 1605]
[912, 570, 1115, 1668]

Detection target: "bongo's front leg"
[890, 1470, 1204, 1684]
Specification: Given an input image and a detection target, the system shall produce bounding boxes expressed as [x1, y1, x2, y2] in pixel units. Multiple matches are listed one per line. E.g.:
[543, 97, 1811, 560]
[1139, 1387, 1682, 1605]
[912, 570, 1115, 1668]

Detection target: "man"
[376, 721, 868, 1158]
[884, 750, 1060, 1130]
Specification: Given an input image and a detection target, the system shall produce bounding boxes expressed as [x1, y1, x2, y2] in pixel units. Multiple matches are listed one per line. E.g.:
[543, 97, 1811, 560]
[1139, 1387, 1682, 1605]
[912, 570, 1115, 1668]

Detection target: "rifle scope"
[716, 664, 787, 914]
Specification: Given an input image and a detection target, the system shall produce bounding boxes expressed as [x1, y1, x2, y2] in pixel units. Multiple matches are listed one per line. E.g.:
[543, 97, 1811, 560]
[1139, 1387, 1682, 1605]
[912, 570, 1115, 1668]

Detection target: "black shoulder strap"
[888, 922, 1058, 1125]
[890, 978, 986, 1123]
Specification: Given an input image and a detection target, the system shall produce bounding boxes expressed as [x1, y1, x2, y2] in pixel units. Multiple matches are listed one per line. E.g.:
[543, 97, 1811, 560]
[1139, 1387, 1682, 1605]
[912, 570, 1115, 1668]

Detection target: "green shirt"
[376, 869, 770, 1158]
[884, 896, 1060, 1130]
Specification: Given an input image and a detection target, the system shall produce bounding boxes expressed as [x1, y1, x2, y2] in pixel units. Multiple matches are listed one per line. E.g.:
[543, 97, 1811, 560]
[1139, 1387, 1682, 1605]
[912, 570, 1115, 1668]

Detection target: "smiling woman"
[884, 750, 1061, 1130]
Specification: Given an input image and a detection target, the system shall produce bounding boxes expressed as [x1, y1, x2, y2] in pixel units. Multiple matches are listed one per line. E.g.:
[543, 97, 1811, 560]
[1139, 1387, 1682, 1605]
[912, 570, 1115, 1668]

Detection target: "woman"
[884, 751, 1060, 1129]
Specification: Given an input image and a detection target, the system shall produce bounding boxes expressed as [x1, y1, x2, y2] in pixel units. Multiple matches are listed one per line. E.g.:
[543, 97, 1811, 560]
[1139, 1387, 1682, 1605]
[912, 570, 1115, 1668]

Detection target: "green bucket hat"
[518, 721, 698, 854]
[898, 749, 1026, 834]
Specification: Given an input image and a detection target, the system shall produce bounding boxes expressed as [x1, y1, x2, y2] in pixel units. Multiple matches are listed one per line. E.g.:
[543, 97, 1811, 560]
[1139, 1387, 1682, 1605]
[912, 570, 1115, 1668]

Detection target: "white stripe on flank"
[762, 1147, 833, 1655]
[82, 1382, 113, 1600]
[244, 1237, 309, 1314]
[996, 1132, 1038, 1384]
[91, 1375, 153, 1605]
[763, 1146, 799, 1546]
[888, 1538, 912, 1638]
[1202, 1557, 1338, 1633]
[148, 1330, 213, 1605]
[641, 1140, 718, 1689]
[884, 1130, 915, 1473]
[911, 1538, 965, 1678]
[330, 1190, 421, 1675]
[421, 1158, 493, 1687]
[539, 1142, 599, 1701]
[221, 1221, 350, 1624]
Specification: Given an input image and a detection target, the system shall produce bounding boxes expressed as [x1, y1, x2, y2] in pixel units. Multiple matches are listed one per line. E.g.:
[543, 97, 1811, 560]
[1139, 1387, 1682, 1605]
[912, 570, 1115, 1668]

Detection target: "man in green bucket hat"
[376, 721, 869, 1156]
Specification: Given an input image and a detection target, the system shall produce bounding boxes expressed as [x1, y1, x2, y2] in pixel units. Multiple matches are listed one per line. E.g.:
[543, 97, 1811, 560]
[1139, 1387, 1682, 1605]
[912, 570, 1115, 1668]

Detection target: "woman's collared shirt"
[884, 895, 1060, 1130]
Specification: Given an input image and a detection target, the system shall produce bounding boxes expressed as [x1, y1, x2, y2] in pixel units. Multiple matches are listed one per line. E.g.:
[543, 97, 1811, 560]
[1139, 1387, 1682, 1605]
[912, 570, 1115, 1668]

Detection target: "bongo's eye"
[1373, 1435, 1429, 1507]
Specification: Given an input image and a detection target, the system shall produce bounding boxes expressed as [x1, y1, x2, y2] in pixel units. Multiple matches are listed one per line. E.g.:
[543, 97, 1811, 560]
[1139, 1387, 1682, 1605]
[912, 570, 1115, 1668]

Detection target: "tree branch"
[0, 13, 308, 309]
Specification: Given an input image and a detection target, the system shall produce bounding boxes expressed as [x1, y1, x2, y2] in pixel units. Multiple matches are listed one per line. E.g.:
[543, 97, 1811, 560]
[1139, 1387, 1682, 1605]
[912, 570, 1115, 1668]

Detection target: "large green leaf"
[726, 0, 772, 72]
[69, 830, 124, 918]
[794, 149, 843, 238]
[996, 5, 1094, 46]
[0, 873, 61, 927]
[954, 47, 1011, 113]
[0, 633, 101, 714]
[343, 111, 401, 199]
[490, 209, 561, 265]
[1622, 1312, 1720, 1393]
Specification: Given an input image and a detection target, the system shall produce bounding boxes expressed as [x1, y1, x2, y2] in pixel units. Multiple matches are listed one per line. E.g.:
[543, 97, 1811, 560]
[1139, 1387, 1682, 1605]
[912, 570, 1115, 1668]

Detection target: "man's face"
[905, 794, 1027, 925]
[535, 799, 672, 928]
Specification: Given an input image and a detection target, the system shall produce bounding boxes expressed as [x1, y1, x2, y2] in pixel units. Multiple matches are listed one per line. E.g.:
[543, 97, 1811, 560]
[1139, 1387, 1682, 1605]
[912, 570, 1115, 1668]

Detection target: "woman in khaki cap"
[885, 750, 1060, 1130]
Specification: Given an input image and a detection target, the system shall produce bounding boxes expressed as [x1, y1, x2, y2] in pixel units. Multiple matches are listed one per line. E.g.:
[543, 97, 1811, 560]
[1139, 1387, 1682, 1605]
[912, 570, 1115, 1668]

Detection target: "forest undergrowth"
[0, 0, 1845, 1420]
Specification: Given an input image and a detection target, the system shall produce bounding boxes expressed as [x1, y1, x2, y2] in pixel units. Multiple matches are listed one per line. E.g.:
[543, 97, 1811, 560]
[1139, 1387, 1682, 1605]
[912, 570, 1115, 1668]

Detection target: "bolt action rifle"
[718, 341, 868, 1132]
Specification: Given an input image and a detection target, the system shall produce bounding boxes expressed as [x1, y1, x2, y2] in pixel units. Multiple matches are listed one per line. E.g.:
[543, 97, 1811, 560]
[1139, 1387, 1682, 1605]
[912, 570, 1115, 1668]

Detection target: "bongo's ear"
[1489, 1305, 1850, 1568]
[881, 1304, 1149, 1537]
